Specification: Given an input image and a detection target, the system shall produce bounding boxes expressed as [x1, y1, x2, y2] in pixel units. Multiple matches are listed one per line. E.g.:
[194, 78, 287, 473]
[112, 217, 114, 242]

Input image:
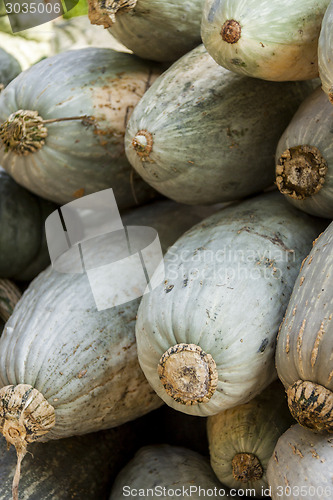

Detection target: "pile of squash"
[0, 0, 332, 498]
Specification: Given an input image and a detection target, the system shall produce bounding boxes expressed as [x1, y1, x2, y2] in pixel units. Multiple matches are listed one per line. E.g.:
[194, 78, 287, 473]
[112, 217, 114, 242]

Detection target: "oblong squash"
[0, 48, 160, 208]
[0, 48, 21, 89]
[207, 381, 293, 497]
[125, 45, 317, 205]
[267, 424, 333, 500]
[110, 445, 233, 499]
[318, 0, 333, 103]
[201, 0, 329, 81]
[135, 192, 325, 417]
[0, 168, 56, 280]
[276, 222, 333, 433]
[275, 86, 333, 219]
[88, 0, 204, 62]
[0, 199, 217, 443]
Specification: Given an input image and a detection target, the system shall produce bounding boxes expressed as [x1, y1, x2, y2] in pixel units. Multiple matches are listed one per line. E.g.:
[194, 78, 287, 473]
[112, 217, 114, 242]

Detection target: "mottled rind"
[276, 221, 333, 431]
[267, 424, 333, 499]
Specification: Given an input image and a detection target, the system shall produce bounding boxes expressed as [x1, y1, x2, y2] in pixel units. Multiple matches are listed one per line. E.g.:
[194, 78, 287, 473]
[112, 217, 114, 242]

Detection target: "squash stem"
[88, 0, 137, 28]
[232, 452, 263, 482]
[158, 343, 218, 405]
[12, 446, 26, 500]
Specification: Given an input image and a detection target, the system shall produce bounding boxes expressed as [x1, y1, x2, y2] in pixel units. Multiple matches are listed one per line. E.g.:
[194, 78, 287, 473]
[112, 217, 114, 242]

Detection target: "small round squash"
[267, 424, 333, 499]
[276, 222, 333, 433]
[201, 0, 329, 81]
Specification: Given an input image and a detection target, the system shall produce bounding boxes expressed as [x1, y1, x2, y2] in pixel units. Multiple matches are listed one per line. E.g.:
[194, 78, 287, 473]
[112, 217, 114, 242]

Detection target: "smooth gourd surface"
[267, 424, 333, 500]
[136, 191, 324, 416]
[0, 48, 21, 88]
[201, 0, 329, 81]
[125, 44, 317, 205]
[0, 48, 159, 208]
[318, 0, 333, 102]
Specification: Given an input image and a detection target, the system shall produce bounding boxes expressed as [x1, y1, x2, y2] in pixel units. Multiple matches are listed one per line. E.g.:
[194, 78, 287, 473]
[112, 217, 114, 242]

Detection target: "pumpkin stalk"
[132, 130, 153, 159]
[287, 380, 333, 433]
[0, 385, 55, 499]
[88, 0, 137, 28]
[276, 145, 328, 200]
[0, 280, 21, 323]
[0, 110, 93, 156]
[157, 343, 218, 405]
[232, 453, 263, 482]
[221, 20, 242, 44]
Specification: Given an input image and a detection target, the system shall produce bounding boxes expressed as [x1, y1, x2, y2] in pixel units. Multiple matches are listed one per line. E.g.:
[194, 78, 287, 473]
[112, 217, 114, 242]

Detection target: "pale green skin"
[201, 0, 329, 81]
[136, 192, 324, 417]
[110, 445, 233, 500]
[276, 222, 333, 394]
[267, 424, 333, 500]
[207, 381, 293, 497]
[276, 86, 333, 218]
[0, 200, 217, 440]
[125, 45, 318, 205]
[0, 48, 158, 209]
[319, 0, 333, 101]
[0, 48, 21, 88]
[108, 0, 204, 62]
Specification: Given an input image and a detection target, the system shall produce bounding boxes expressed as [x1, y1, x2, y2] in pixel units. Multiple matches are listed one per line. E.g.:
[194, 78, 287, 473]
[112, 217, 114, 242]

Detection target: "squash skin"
[276, 222, 333, 432]
[267, 424, 333, 499]
[88, 0, 204, 62]
[0, 48, 160, 208]
[110, 445, 233, 499]
[276, 86, 333, 219]
[125, 44, 318, 205]
[207, 381, 293, 497]
[135, 192, 325, 417]
[0, 49, 21, 88]
[0, 199, 218, 440]
[0, 169, 56, 280]
[201, 0, 329, 81]
[318, 0, 333, 103]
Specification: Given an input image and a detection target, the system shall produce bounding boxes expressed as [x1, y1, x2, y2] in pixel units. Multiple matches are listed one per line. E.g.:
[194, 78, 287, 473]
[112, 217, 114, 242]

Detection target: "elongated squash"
[0, 49, 21, 89]
[276, 222, 333, 433]
[0, 168, 56, 280]
[125, 45, 317, 205]
[110, 445, 234, 499]
[276, 87, 333, 219]
[267, 425, 333, 500]
[201, 0, 329, 81]
[135, 192, 325, 417]
[0, 199, 218, 492]
[207, 381, 293, 497]
[88, 0, 204, 62]
[0, 48, 160, 208]
[318, 0, 333, 103]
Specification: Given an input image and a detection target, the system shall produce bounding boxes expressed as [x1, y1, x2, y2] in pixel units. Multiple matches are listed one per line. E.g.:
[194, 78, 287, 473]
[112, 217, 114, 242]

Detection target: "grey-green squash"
[0, 48, 160, 208]
[276, 222, 333, 433]
[318, 0, 333, 104]
[88, 0, 204, 62]
[201, 0, 329, 81]
[125, 44, 318, 205]
[207, 381, 293, 497]
[0, 49, 21, 89]
[110, 445, 234, 499]
[0, 168, 56, 280]
[0, 199, 218, 490]
[267, 424, 333, 500]
[275, 86, 333, 219]
[135, 191, 325, 417]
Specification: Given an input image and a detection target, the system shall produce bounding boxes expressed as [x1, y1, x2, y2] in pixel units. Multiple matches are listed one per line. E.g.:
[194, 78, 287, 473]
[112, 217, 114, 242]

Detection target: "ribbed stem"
[0, 110, 93, 156]
[132, 130, 153, 159]
[88, 0, 137, 28]
[0, 385, 55, 499]
[221, 20, 242, 44]
[276, 145, 328, 200]
[158, 343, 218, 405]
[0, 279, 21, 323]
[287, 380, 333, 432]
[232, 453, 263, 482]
